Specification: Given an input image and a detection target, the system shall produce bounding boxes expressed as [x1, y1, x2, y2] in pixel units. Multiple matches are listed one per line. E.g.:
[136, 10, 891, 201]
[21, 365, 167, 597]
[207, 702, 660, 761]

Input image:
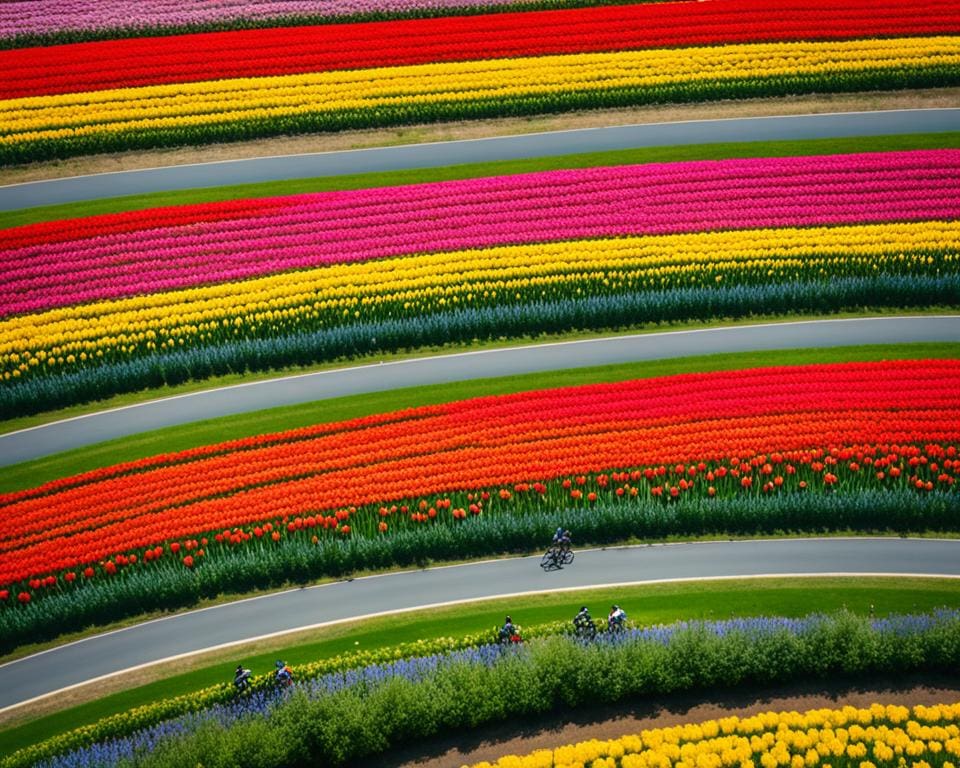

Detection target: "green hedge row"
[117, 612, 960, 767]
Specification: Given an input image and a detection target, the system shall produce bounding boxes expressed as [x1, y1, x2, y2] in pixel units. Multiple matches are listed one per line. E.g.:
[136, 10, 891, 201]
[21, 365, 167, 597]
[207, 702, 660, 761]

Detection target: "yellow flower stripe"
[0, 37, 957, 143]
[464, 702, 960, 768]
[2, 221, 958, 376]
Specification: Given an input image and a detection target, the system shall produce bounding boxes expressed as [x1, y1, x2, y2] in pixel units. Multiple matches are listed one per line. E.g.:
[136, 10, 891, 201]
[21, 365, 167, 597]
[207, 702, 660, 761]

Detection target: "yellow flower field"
[465, 702, 960, 768]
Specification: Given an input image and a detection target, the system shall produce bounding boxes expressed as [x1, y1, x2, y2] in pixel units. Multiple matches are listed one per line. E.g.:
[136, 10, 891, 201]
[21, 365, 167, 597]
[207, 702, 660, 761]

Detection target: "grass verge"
[3, 336, 958, 495]
[3, 309, 950, 437]
[2, 574, 958, 755]
[2, 131, 957, 229]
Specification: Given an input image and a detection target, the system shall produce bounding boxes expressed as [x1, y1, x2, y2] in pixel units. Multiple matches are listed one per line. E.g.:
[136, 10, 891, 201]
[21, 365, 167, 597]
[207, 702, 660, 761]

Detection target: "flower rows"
[6, 613, 957, 768]
[1, 360, 957, 588]
[3, 148, 957, 316]
[3, 222, 957, 382]
[9, 611, 960, 768]
[3, 0, 954, 99]
[2, 35, 957, 163]
[8, 149, 953, 254]
[2, 149, 957, 391]
[0, 0, 553, 45]
[467, 702, 960, 768]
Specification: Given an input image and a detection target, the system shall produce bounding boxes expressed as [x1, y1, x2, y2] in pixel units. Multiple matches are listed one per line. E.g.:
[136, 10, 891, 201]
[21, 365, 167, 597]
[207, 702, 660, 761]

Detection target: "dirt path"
[369, 675, 960, 768]
[4, 88, 957, 185]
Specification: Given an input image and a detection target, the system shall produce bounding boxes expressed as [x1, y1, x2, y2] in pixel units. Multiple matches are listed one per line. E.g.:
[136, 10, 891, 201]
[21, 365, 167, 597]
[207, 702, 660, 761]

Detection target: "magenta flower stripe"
[1, 149, 957, 317]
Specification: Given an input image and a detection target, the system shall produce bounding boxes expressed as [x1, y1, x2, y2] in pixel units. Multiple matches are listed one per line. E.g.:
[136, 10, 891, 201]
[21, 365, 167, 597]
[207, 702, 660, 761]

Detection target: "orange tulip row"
[1, 360, 957, 585]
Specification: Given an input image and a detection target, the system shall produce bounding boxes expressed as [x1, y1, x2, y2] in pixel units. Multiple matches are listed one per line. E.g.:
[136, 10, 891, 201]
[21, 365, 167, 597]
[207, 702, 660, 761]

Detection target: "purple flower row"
[30, 610, 960, 768]
[34, 644, 508, 768]
[0, 0, 537, 40]
[3, 150, 957, 318]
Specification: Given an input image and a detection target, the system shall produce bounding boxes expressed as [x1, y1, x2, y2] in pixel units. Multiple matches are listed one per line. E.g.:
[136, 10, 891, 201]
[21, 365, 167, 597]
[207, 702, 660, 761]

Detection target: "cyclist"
[558, 529, 572, 553]
[551, 527, 564, 551]
[607, 604, 627, 632]
[498, 615, 521, 644]
[573, 605, 595, 637]
[274, 660, 294, 688]
[234, 664, 252, 693]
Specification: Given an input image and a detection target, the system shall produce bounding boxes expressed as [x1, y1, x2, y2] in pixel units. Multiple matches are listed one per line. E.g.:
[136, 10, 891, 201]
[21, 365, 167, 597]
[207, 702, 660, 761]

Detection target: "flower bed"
[7, 611, 959, 768]
[0, 0, 957, 161]
[0, 0, 660, 47]
[467, 701, 960, 768]
[4, 0, 956, 99]
[1, 359, 958, 648]
[2, 149, 957, 415]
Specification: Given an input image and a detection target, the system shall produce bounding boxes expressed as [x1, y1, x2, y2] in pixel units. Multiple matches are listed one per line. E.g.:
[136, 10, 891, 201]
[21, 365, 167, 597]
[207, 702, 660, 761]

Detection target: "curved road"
[2, 109, 958, 210]
[3, 316, 958, 467]
[1, 538, 959, 712]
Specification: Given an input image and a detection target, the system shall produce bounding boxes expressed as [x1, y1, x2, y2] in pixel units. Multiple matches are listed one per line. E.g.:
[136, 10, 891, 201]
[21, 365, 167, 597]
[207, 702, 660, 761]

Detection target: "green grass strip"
[3, 340, 957, 495]
[3, 132, 957, 229]
[2, 575, 957, 756]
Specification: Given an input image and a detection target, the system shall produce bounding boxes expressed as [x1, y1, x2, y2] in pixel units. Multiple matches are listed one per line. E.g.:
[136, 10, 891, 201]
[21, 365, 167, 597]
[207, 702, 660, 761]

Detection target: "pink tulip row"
[2, 150, 957, 317]
[0, 0, 531, 39]
[4, 149, 949, 254]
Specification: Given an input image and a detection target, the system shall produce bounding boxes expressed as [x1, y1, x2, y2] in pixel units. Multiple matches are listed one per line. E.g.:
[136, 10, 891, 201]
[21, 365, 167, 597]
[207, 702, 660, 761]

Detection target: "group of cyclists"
[233, 659, 294, 694]
[499, 603, 628, 645]
[236, 528, 611, 693]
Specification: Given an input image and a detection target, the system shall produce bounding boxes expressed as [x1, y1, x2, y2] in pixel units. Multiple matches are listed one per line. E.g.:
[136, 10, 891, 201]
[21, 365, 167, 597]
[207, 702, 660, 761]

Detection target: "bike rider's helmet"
[505, 615, 512, 623]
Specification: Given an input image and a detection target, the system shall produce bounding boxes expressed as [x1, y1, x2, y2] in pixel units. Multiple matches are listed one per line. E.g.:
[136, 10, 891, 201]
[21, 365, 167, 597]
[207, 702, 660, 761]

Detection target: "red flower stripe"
[0, 407, 428, 507]
[0, 196, 293, 253]
[3, 149, 957, 316]
[1, 0, 956, 99]
[0, 359, 956, 584]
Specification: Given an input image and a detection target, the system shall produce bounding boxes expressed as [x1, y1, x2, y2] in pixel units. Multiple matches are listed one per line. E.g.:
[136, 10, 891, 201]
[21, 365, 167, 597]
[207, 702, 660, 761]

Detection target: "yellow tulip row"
[1, 36, 957, 143]
[465, 702, 960, 768]
[1, 221, 956, 376]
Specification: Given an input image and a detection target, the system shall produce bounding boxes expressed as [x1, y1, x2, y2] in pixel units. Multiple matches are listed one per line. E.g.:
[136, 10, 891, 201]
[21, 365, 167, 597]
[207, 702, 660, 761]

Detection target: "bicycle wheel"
[561, 549, 574, 565]
[540, 550, 556, 569]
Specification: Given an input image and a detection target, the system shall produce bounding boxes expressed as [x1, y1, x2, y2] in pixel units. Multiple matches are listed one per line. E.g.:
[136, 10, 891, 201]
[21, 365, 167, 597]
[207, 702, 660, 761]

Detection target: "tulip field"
[470, 702, 960, 768]
[2, 358, 959, 649]
[2, 0, 959, 760]
[1, 0, 958, 161]
[3, 147, 959, 417]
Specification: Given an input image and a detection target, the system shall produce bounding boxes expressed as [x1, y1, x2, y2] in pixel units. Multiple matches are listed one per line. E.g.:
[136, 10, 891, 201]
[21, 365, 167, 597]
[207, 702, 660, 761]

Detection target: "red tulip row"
[1, 0, 954, 99]
[1, 360, 957, 585]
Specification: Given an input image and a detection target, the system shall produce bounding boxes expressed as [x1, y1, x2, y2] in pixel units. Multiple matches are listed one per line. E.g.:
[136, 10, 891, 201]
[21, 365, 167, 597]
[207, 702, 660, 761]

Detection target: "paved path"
[2, 109, 958, 210]
[1, 537, 958, 712]
[3, 316, 958, 467]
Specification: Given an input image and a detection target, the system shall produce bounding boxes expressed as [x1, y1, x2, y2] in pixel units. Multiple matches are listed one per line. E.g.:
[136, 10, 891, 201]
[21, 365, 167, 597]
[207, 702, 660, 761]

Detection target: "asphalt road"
[2, 109, 958, 211]
[3, 316, 958, 467]
[1, 537, 958, 712]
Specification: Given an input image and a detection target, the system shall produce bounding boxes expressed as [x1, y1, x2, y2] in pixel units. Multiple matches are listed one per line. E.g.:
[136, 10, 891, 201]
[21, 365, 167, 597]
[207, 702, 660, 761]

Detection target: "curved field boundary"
[3, 316, 958, 467]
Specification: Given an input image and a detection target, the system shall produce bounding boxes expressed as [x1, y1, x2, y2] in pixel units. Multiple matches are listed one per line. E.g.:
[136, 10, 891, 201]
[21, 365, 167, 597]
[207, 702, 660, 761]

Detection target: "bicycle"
[540, 546, 574, 570]
[573, 618, 597, 640]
